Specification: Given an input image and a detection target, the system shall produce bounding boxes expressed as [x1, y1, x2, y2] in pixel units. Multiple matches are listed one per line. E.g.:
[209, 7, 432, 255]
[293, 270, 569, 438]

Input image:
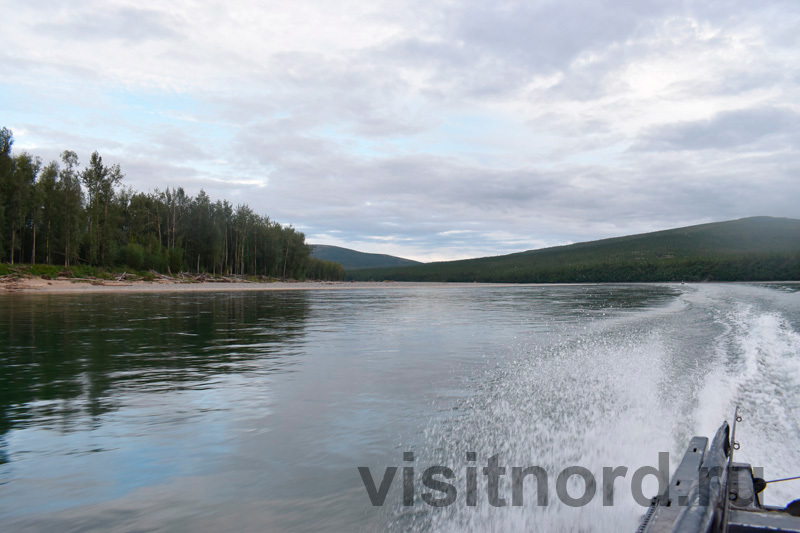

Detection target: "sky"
[2, 0, 799, 261]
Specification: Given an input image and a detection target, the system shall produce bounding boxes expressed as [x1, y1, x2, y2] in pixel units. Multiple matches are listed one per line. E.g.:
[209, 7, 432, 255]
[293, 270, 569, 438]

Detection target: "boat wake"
[393, 284, 800, 532]
[698, 301, 800, 507]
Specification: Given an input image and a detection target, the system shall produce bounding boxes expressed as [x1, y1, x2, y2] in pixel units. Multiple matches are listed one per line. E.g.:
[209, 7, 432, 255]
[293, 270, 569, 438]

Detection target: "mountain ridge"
[309, 244, 421, 271]
[347, 217, 800, 282]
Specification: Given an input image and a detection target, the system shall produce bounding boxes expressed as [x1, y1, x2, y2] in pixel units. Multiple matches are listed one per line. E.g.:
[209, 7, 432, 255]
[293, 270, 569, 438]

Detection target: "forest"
[0, 127, 345, 281]
[348, 217, 800, 283]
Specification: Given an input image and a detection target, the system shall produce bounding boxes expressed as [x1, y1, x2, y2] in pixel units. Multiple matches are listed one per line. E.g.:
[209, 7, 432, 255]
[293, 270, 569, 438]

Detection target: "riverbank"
[3, 276, 796, 293]
[0, 277, 476, 293]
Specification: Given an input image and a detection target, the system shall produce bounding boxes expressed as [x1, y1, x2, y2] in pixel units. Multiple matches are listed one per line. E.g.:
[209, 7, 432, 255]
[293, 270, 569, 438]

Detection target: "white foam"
[397, 284, 800, 531]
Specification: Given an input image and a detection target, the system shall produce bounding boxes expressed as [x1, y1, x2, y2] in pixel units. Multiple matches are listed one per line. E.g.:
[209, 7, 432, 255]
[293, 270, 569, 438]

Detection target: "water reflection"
[0, 292, 310, 438]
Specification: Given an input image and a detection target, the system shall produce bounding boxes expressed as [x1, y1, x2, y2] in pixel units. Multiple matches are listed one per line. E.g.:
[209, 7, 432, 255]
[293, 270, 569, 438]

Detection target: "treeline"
[348, 252, 800, 283]
[0, 127, 344, 280]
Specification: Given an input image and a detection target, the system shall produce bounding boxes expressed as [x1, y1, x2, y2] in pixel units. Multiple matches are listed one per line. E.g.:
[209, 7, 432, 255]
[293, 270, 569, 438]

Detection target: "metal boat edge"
[637, 408, 800, 533]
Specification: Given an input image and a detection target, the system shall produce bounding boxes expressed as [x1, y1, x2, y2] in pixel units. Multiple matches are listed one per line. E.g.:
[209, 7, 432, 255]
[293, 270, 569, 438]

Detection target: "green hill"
[309, 244, 421, 271]
[348, 217, 800, 282]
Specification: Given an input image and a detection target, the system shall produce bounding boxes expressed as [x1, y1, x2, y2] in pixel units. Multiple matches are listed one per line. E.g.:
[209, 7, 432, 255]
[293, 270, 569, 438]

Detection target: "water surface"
[1, 283, 798, 531]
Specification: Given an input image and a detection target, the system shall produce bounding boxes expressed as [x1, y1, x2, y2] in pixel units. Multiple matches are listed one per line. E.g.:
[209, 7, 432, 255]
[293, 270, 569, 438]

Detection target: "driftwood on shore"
[65, 271, 273, 284]
[157, 271, 253, 283]
[152, 270, 289, 284]
[0, 274, 24, 292]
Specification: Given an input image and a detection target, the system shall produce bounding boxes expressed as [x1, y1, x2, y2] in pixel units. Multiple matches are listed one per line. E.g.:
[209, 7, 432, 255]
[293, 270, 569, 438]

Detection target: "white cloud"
[2, 0, 799, 261]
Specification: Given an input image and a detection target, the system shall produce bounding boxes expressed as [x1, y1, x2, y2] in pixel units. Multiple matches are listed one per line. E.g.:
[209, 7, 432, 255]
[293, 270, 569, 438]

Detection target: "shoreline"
[1, 277, 797, 294]
[0, 278, 415, 293]
[1, 278, 517, 293]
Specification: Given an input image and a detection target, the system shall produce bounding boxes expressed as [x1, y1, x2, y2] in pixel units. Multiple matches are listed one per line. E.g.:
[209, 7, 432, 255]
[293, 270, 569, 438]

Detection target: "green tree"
[37, 161, 59, 264]
[6, 152, 40, 264]
[99, 163, 124, 265]
[81, 151, 107, 264]
[0, 128, 14, 262]
[187, 190, 214, 273]
[80, 152, 123, 266]
[57, 150, 83, 267]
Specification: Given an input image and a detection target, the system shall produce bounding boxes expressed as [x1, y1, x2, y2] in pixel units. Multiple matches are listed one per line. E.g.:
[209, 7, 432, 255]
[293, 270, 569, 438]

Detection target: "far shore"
[1, 277, 797, 294]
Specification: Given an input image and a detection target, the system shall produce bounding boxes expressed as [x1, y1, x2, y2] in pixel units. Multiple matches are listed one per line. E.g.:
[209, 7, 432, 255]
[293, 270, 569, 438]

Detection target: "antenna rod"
[766, 475, 800, 484]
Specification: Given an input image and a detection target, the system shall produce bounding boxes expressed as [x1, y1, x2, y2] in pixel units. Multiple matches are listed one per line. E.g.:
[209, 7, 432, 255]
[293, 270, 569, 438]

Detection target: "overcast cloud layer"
[2, 0, 799, 261]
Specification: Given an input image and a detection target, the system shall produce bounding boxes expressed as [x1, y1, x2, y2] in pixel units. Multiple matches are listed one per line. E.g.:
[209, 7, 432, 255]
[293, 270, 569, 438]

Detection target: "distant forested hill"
[310, 244, 421, 271]
[348, 217, 800, 282]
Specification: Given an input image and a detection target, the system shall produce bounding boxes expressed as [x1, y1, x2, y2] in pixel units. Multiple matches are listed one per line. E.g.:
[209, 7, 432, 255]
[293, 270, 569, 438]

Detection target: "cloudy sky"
[2, 0, 799, 261]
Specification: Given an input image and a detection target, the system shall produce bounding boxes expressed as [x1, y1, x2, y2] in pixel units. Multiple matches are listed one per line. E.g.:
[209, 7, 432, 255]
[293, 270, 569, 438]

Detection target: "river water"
[1, 283, 798, 532]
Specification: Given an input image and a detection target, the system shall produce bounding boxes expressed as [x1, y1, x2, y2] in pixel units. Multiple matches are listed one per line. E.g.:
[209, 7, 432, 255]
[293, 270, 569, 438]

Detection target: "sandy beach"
[0, 277, 474, 293]
[2, 277, 794, 294]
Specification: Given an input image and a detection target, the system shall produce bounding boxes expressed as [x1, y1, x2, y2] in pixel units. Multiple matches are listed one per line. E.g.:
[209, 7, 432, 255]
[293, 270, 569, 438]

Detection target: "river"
[1, 283, 798, 532]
